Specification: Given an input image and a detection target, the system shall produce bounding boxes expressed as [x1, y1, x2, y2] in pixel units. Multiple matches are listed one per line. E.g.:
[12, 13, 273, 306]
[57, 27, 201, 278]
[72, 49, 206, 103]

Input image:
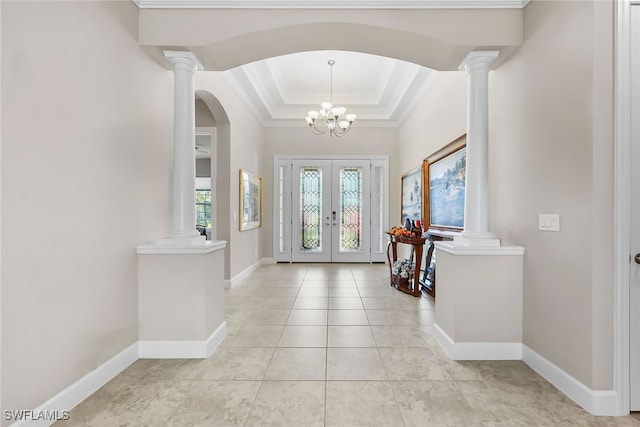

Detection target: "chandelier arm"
[308, 124, 327, 135]
[332, 122, 352, 136]
[333, 128, 348, 137]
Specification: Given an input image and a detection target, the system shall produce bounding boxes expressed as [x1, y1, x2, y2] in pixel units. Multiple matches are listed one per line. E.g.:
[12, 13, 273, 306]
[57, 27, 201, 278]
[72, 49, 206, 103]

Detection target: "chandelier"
[305, 60, 356, 137]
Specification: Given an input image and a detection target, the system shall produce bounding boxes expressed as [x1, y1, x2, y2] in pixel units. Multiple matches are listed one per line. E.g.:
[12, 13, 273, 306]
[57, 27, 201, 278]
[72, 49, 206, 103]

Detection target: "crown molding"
[132, 0, 529, 9]
[222, 60, 440, 128]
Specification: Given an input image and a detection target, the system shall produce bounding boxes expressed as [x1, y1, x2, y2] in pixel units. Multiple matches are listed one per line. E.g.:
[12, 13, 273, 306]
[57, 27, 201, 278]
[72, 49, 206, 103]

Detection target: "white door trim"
[196, 127, 217, 240]
[274, 154, 389, 161]
[273, 155, 388, 263]
[614, 0, 633, 415]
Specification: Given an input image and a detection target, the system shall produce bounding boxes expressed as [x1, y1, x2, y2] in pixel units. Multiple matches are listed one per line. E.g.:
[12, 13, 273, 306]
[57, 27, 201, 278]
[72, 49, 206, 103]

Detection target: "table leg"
[413, 244, 423, 297]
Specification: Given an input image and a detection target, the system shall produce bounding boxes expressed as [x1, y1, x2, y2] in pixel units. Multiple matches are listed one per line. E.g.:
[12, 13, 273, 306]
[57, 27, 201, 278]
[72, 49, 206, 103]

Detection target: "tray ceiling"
[223, 50, 441, 128]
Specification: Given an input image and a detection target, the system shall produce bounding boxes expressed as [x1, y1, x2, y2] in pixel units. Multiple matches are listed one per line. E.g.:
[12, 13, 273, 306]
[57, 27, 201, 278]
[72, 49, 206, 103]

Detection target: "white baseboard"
[433, 326, 623, 416]
[522, 345, 622, 416]
[10, 342, 138, 427]
[433, 323, 522, 360]
[11, 323, 228, 426]
[139, 321, 227, 359]
[206, 321, 227, 356]
[228, 257, 273, 288]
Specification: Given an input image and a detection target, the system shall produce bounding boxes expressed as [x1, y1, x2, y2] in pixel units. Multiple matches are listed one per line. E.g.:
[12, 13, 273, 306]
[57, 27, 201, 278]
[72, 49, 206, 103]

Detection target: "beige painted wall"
[196, 98, 216, 127]
[399, 0, 614, 390]
[490, 0, 614, 389]
[261, 127, 399, 258]
[1, 0, 174, 414]
[398, 72, 468, 187]
[196, 73, 264, 279]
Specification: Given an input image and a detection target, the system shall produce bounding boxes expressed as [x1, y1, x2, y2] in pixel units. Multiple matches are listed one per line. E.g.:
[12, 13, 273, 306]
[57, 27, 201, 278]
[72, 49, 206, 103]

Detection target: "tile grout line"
[324, 301, 329, 427]
[245, 267, 308, 427]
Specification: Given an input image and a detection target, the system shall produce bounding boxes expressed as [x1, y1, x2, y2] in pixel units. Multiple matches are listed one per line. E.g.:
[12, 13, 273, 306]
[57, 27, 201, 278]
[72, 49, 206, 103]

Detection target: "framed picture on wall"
[401, 165, 423, 227]
[423, 134, 466, 231]
[239, 169, 262, 231]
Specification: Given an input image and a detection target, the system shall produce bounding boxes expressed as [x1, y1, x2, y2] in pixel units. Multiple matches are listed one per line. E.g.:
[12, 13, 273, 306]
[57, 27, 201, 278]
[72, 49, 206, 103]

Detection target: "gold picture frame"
[423, 134, 466, 231]
[239, 169, 262, 231]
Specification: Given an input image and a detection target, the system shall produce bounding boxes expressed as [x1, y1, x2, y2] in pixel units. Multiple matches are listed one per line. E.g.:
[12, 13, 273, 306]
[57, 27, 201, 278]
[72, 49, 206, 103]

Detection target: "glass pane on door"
[300, 167, 323, 252]
[339, 167, 362, 252]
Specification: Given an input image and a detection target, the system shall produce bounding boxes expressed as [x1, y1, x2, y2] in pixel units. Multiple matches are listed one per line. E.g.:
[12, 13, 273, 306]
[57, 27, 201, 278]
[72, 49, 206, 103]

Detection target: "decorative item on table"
[389, 225, 421, 238]
[392, 258, 414, 279]
[401, 165, 423, 229]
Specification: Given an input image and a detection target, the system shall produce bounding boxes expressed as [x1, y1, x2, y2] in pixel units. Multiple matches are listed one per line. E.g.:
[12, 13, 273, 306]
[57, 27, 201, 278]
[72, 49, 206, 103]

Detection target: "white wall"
[1, 0, 173, 415]
[490, 0, 614, 389]
[399, 0, 614, 390]
[261, 127, 399, 258]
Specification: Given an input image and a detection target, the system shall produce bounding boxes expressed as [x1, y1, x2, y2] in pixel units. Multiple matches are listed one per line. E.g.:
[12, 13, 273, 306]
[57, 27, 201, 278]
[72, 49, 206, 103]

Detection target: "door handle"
[635, 253, 640, 264]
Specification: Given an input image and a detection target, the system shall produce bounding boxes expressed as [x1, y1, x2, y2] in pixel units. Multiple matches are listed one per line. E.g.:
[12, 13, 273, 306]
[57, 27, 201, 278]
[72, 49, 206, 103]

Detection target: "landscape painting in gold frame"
[239, 169, 262, 231]
[423, 134, 466, 231]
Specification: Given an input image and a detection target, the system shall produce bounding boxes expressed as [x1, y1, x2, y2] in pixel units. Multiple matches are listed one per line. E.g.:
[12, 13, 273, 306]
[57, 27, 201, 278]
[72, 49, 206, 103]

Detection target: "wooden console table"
[386, 233, 428, 297]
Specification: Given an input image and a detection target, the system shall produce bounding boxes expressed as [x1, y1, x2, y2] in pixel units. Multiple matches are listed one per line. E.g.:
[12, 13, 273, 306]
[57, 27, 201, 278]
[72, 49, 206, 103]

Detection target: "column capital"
[458, 50, 500, 72]
[164, 50, 204, 72]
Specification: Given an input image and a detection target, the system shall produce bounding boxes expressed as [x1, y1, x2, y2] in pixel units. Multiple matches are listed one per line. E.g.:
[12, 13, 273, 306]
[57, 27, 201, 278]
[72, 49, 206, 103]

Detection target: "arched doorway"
[196, 90, 232, 280]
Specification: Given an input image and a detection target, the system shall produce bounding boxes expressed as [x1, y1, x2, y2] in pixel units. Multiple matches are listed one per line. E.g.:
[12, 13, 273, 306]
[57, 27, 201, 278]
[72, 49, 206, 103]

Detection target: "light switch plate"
[539, 214, 560, 232]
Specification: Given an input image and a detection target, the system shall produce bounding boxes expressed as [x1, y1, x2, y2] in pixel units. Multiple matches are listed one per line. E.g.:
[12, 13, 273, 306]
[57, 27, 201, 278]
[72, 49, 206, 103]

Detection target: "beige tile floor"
[57, 263, 640, 426]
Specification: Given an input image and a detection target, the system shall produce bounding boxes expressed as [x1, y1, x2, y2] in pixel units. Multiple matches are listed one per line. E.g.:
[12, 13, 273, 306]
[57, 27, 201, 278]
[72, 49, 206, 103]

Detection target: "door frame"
[630, 4, 640, 406]
[614, 0, 637, 415]
[196, 127, 217, 240]
[273, 154, 389, 263]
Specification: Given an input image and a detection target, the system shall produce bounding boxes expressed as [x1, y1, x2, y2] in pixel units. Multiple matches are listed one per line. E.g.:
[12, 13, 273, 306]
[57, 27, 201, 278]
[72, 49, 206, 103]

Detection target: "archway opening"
[196, 90, 232, 281]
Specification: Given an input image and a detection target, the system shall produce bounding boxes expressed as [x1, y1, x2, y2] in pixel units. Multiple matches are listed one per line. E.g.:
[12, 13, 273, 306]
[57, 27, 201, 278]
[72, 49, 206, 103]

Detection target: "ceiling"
[195, 134, 212, 159]
[223, 50, 441, 128]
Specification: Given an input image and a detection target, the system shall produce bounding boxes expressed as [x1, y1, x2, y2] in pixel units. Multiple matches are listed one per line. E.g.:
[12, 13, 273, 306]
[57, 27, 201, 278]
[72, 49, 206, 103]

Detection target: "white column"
[164, 51, 203, 241]
[455, 51, 501, 247]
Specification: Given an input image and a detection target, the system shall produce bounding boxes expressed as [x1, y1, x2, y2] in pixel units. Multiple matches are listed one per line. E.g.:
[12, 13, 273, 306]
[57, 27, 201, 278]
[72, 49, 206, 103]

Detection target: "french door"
[274, 157, 388, 263]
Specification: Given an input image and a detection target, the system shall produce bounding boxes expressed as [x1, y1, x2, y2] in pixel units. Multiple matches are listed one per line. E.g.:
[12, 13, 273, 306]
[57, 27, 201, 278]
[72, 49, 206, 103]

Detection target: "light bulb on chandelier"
[305, 60, 356, 138]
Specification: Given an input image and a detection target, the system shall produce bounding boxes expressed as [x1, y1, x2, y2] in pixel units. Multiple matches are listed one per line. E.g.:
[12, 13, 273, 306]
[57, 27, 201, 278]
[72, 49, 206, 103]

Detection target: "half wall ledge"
[434, 241, 524, 256]
[136, 238, 227, 254]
